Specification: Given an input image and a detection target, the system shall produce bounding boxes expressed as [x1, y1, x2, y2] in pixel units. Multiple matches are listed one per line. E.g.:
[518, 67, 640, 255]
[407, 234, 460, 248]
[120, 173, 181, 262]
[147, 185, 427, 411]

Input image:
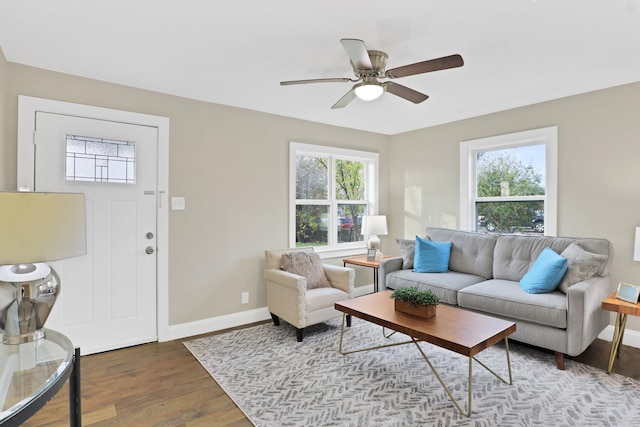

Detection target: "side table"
[601, 292, 640, 374]
[343, 255, 388, 292]
[0, 329, 81, 426]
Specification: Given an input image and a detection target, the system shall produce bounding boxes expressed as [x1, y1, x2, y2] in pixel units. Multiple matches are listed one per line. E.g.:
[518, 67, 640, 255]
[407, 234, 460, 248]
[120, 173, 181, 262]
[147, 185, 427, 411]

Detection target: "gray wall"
[0, 52, 390, 325]
[388, 82, 640, 332]
[0, 48, 7, 187]
[1, 44, 639, 336]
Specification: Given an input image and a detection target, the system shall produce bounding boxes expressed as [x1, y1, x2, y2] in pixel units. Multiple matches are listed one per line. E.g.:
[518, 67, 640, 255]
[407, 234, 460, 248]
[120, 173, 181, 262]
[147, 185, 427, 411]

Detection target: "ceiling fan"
[280, 38, 464, 109]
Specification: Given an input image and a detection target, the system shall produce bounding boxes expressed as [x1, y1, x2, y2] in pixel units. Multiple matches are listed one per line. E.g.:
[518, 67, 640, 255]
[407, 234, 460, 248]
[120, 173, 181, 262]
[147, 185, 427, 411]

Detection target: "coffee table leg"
[337, 317, 415, 356]
[337, 317, 513, 417]
[413, 337, 513, 417]
[338, 313, 346, 354]
[472, 338, 513, 386]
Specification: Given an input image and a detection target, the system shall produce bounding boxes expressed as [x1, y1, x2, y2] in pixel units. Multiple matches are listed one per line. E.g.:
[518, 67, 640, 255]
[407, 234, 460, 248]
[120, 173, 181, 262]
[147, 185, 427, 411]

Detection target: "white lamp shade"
[634, 227, 640, 261]
[362, 215, 388, 236]
[0, 192, 87, 265]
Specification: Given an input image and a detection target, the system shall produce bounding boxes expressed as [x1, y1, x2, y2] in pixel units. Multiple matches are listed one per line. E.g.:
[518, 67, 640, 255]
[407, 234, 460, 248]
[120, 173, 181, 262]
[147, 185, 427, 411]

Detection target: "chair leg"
[296, 328, 304, 342]
[346, 314, 352, 327]
[555, 352, 565, 370]
[270, 313, 280, 326]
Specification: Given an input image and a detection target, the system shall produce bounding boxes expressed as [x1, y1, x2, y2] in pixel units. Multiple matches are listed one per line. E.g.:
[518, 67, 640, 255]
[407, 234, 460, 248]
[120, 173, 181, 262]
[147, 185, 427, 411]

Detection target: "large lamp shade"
[0, 192, 86, 344]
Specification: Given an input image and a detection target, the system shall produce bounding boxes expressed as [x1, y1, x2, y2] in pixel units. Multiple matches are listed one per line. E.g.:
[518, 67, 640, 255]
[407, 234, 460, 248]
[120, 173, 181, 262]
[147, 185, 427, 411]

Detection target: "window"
[460, 127, 557, 235]
[290, 142, 379, 255]
[66, 134, 136, 183]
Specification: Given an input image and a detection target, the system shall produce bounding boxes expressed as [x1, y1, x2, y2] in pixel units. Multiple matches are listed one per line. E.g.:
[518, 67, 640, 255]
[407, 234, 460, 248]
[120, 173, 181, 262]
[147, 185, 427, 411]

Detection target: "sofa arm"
[323, 264, 355, 296]
[566, 275, 611, 356]
[379, 256, 404, 291]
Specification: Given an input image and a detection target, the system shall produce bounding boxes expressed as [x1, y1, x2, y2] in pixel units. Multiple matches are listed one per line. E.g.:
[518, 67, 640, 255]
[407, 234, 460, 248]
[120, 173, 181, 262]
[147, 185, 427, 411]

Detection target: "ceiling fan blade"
[385, 54, 464, 79]
[331, 88, 357, 109]
[383, 82, 429, 104]
[280, 77, 356, 86]
[340, 38, 373, 70]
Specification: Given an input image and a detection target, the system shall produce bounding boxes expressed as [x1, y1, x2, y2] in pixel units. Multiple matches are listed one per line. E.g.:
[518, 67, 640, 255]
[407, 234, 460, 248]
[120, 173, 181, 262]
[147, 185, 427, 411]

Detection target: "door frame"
[17, 95, 170, 343]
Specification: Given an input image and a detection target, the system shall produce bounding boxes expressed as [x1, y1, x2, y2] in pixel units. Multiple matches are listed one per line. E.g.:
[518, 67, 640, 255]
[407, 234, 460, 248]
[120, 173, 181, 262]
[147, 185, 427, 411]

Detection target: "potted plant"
[390, 287, 439, 319]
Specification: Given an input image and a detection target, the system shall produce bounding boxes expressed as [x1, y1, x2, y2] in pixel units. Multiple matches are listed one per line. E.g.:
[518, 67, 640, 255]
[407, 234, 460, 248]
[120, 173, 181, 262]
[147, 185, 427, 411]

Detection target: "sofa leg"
[555, 352, 565, 370]
[296, 328, 304, 342]
[346, 314, 352, 327]
[270, 313, 280, 326]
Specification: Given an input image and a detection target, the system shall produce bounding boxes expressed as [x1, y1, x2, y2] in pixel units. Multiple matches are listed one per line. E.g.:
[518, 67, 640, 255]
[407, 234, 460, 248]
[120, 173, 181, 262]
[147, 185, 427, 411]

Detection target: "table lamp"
[361, 215, 388, 251]
[0, 192, 86, 344]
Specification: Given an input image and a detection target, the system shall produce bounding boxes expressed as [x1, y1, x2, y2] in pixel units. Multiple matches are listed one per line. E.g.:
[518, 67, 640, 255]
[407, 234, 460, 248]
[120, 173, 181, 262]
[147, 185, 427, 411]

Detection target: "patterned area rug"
[184, 318, 640, 426]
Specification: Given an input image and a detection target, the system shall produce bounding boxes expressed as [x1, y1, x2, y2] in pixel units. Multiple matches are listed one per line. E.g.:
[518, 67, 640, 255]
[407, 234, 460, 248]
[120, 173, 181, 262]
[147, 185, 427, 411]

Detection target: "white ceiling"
[1, 1, 639, 135]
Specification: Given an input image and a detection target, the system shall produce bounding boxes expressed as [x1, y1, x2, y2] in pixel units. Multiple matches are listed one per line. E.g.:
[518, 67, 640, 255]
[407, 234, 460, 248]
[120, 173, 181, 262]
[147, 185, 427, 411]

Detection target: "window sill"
[314, 246, 368, 260]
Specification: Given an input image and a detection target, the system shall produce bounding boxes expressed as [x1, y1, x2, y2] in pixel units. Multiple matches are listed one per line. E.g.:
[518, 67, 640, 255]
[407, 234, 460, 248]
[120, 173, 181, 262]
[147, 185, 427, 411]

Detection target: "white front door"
[31, 112, 159, 355]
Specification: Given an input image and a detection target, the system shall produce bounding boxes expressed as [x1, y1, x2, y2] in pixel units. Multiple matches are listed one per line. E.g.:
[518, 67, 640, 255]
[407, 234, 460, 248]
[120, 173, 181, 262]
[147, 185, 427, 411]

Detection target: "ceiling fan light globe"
[354, 84, 383, 101]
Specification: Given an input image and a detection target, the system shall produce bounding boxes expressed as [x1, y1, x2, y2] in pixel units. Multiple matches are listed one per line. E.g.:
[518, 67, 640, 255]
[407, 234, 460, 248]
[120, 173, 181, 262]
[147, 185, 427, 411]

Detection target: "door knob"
[145, 246, 155, 255]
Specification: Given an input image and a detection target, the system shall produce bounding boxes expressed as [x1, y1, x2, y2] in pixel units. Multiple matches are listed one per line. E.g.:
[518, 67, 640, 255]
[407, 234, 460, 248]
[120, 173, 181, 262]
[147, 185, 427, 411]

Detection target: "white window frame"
[459, 126, 558, 235]
[290, 142, 379, 258]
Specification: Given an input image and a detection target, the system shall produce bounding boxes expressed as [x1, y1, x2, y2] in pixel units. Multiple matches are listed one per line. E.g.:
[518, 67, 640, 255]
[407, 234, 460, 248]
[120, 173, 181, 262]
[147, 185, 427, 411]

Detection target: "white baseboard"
[598, 325, 640, 349]
[163, 287, 375, 342]
[163, 307, 271, 342]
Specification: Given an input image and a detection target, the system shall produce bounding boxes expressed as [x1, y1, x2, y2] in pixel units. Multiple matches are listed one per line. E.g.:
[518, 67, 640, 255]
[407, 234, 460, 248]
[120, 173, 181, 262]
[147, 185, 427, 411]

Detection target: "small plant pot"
[394, 300, 436, 319]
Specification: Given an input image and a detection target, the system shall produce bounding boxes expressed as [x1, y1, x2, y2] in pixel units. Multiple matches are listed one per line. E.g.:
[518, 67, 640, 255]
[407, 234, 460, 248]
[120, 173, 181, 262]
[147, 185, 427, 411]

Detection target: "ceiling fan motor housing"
[351, 50, 388, 78]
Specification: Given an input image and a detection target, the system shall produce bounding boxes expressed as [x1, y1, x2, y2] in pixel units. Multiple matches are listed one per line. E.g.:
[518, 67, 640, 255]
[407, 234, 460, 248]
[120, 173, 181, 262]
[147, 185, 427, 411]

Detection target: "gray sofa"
[379, 227, 614, 369]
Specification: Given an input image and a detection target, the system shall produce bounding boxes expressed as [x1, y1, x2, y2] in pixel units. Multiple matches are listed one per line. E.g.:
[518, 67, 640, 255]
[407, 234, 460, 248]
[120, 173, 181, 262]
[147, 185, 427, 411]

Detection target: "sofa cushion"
[306, 287, 349, 312]
[396, 238, 418, 269]
[386, 269, 486, 305]
[281, 251, 330, 289]
[458, 279, 567, 329]
[493, 235, 612, 282]
[558, 243, 609, 293]
[413, 236, 451, 273]
[426, 227, 497, 279]
[520, 247, 568, 294]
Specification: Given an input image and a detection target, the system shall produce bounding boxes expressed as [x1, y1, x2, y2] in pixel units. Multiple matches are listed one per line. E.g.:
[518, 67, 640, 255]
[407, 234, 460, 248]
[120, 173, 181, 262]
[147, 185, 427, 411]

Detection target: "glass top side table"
[0, 329, 80, 426]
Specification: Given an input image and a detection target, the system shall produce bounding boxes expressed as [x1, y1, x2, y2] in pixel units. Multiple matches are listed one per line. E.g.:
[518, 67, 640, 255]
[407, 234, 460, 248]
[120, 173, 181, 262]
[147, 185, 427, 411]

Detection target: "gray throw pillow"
[281, 251, 331, 289]
[396, 237, 429, 269]
[558, 243, 608, 293]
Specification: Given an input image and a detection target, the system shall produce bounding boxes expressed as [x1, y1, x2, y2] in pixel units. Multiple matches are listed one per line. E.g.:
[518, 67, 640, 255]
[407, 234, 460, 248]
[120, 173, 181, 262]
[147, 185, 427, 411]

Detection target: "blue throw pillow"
[413, 236, 452, 273]
[520, 247, 568, 294]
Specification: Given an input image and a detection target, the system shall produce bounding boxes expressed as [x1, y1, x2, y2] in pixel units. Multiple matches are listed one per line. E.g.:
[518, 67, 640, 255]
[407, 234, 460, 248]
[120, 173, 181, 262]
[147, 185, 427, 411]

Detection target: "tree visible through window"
[460, 127, 557, 236]
[476, 146, 545, 233]
[291, 143, 378, 252]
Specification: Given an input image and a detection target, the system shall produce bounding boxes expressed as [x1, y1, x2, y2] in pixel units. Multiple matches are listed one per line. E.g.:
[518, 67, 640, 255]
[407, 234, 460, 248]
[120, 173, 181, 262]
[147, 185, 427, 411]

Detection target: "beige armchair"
[265, 247, 355, 342]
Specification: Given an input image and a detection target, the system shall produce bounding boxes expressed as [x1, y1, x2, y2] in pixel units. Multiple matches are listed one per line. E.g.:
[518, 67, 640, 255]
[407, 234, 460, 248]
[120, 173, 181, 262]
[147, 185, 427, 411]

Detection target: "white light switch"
[171, 197, 186, 210]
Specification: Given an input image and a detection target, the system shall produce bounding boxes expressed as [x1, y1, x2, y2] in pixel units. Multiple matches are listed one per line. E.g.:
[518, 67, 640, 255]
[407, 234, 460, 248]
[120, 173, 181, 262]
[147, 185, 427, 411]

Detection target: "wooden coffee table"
[335, 291, 516, 417]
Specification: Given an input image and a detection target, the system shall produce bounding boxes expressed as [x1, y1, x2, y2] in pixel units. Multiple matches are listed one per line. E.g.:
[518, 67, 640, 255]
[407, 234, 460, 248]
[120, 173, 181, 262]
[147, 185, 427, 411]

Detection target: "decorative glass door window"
[65, 134, 135, 183]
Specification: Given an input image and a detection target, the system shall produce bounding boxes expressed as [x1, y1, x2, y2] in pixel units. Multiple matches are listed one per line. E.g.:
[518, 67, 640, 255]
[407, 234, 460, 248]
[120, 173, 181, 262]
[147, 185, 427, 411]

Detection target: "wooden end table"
[342, 255, 389, 292]
[602, 291, 640, 373]
[335, 291, 515, 417]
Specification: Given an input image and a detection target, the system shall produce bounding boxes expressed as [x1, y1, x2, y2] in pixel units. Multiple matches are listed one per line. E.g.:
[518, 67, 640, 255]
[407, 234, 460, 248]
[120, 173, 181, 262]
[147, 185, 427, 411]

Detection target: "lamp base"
[0, 263, 59, 345]
[367, 235, 381, 250]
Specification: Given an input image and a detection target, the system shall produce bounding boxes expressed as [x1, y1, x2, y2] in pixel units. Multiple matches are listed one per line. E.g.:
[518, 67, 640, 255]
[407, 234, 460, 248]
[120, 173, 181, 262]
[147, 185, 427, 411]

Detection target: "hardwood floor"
[20, 325, 640, 427]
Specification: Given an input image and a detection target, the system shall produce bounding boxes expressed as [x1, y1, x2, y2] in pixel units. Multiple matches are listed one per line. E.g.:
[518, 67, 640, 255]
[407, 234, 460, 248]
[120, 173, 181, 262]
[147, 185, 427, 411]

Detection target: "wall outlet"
[241, 292, 249, 304]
